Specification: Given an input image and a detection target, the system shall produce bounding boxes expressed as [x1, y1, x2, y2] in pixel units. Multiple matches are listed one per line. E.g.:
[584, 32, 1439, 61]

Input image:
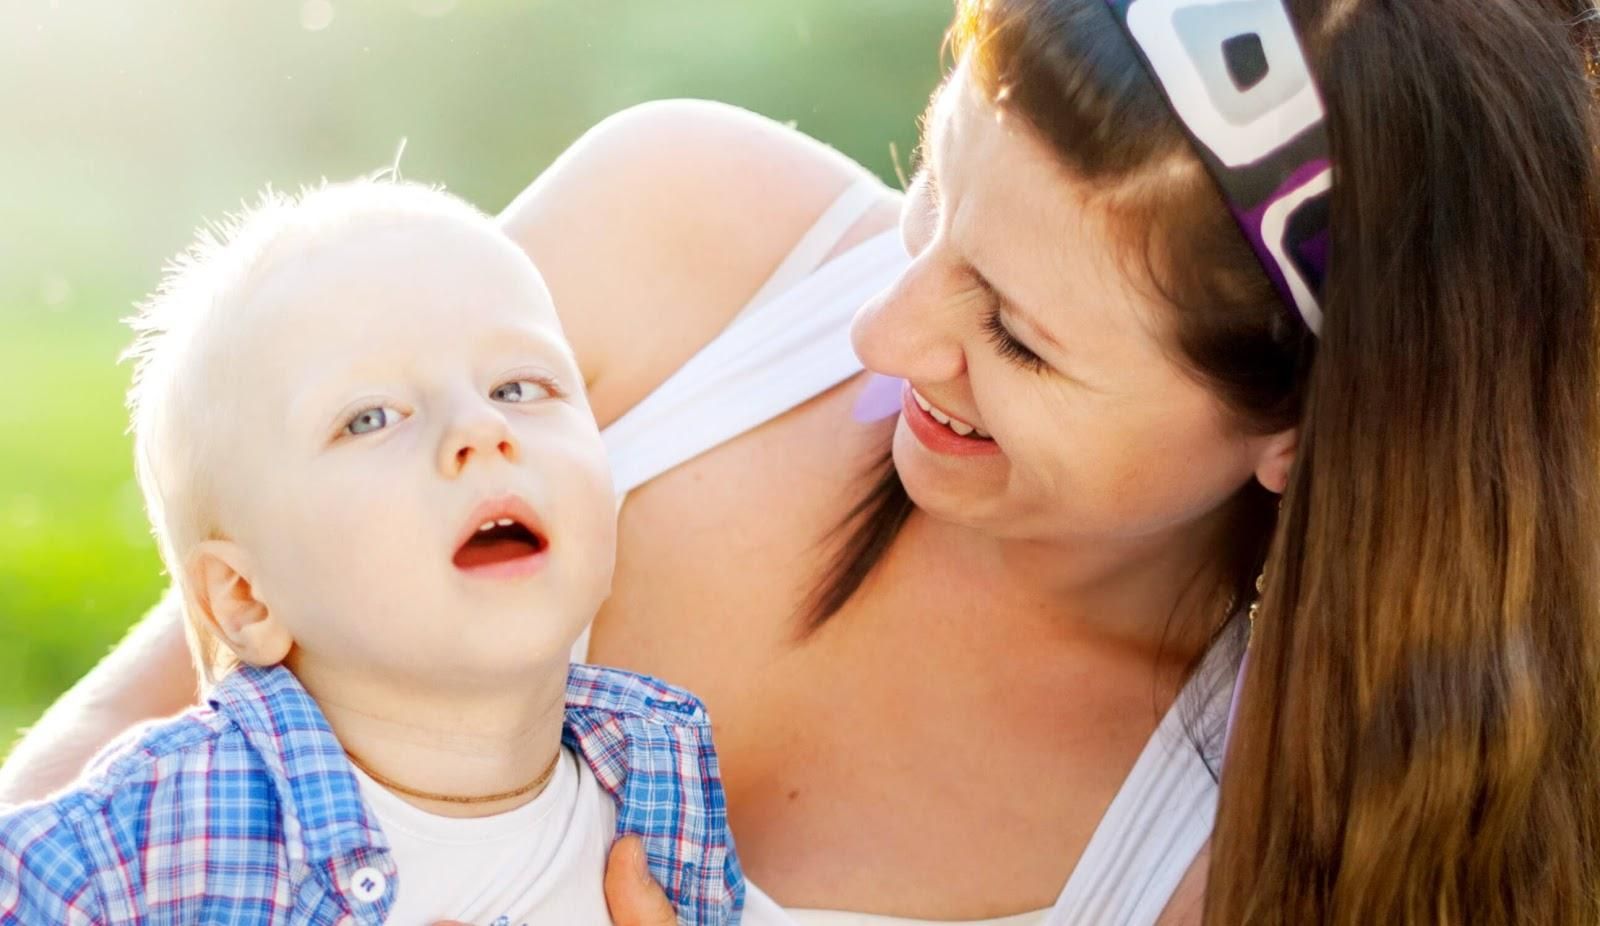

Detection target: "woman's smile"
[900, 381, 1001, 457]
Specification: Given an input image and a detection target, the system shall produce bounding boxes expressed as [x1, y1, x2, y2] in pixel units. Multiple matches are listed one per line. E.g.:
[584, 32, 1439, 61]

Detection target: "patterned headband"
[1103, 0, 1332, 335]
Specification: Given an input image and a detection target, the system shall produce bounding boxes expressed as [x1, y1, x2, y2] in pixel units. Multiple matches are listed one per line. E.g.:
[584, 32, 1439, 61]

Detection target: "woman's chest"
[589, 373, 876, 689]
[708, 586, 1169, 913]
[586, 377, 1174, 916]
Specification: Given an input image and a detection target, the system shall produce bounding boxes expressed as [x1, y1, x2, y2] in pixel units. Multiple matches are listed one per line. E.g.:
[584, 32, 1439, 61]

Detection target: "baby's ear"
[185, 540, 293, 668]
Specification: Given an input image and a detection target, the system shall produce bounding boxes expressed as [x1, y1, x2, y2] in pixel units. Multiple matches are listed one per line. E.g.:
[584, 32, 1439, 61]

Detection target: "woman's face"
[852, 61, 1290, 549]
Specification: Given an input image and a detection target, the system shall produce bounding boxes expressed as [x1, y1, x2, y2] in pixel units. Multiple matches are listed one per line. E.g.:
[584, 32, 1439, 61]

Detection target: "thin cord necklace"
[345, 748, 561, 805]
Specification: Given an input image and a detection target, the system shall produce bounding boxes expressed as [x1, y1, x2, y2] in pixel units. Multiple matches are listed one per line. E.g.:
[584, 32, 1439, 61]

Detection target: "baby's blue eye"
[491, 379, 554, 403]
[345, 406, 404, 436]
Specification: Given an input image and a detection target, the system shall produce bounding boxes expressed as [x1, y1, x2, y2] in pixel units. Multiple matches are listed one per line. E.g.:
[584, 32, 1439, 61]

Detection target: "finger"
[604, 835, 678, 925]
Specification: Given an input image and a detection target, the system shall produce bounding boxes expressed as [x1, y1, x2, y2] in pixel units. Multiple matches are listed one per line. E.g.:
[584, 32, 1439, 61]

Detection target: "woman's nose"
[850, 249, 968, 384]
[438, 404, 521, 477]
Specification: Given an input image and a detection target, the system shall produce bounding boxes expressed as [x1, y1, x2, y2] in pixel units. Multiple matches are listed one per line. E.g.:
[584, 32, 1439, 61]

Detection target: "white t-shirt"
[354, 747, 618, 926]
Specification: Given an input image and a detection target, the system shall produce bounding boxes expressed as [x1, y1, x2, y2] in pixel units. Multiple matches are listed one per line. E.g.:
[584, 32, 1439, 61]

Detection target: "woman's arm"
[0, 586, 197, 803]
[498, 97, 898, 428]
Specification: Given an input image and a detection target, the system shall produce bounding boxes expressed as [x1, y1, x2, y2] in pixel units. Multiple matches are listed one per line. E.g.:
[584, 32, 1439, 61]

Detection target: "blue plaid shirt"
[0, 663, 742, 925]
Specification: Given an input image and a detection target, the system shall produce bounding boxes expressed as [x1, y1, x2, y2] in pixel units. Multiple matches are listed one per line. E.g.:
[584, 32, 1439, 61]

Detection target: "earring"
[1247, 570, 1266, 633]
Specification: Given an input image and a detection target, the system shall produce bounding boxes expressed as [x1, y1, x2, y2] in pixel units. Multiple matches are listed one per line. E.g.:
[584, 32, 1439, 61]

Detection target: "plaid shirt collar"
[206, 665, 389, 875]
[204, 662, 741, 922]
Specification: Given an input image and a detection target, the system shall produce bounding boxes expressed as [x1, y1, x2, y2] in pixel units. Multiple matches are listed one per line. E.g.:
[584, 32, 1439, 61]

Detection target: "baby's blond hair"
[124, 175, 494, 684]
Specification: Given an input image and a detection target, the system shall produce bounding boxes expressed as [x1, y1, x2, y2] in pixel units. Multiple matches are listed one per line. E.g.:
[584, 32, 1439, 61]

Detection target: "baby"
[0, 179, 741, 925]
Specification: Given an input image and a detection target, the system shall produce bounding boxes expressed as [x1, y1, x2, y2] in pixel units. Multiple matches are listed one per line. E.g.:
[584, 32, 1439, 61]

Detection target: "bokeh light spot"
[300, 0, 335, 32]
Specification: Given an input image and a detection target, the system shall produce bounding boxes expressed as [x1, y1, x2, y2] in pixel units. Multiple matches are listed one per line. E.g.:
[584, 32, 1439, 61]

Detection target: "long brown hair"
[810, 0, 1600, 920]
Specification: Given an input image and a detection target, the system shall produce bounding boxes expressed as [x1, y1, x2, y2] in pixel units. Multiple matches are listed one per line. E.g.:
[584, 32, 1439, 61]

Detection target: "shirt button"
[349, 866, 388, 903]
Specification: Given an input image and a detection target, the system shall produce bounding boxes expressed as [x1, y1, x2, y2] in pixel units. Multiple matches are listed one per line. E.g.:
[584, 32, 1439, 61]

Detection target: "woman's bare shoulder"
[498, 98, 898, 426]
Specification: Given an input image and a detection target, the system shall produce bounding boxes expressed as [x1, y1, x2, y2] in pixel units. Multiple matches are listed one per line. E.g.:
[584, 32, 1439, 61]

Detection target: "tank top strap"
[737, 177, 892, 319]
[1042, 621, 1244, 925]
[600, 178, 906, 497]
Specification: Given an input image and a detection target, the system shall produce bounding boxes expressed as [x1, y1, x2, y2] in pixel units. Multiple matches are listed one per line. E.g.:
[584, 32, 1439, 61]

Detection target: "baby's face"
[215, 215, 615, 687]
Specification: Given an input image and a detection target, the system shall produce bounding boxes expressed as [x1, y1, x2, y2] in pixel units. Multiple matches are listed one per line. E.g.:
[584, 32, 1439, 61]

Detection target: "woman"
[5, 0, 1597, 922]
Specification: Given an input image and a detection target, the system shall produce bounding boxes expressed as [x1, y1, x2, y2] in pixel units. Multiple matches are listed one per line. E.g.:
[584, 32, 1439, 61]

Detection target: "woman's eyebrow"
[954, 216, 1063, 354]
[996, 291, 1065, 353]
[969, 266, 1064, 356]
[970, 263, 1099, 389]
[920, 82, 1078, 369]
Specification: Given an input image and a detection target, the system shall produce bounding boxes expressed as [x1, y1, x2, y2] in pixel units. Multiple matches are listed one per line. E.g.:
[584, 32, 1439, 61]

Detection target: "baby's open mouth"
[450, 494, 552, 580]
[454, 517, 546, 569]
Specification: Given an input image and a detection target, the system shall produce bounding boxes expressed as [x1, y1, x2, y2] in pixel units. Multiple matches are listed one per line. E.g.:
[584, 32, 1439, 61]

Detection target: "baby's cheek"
[550, 445, 619, 594]
[267, 479, 397, 582]
[573, 465, 619, 570]
[553, 425, 618, 523]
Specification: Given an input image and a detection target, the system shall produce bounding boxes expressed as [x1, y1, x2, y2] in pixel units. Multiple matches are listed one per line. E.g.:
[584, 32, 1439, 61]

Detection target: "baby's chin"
[391, 602, 591, 671]
[291, 618, 582, 697]
[270, 550, 606, 683]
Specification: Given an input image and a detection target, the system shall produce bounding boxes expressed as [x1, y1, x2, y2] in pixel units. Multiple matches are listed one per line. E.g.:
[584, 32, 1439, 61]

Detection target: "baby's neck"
[288, 653, 569, 819]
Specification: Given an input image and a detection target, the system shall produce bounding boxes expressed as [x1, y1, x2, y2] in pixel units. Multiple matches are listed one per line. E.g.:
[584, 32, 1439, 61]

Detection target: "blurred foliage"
[0, 0, 951, 757]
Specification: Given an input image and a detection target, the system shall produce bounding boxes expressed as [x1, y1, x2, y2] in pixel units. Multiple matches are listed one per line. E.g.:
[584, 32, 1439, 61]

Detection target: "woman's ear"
[1254, 428, 1299, 495]
[185, 541, 293, 667]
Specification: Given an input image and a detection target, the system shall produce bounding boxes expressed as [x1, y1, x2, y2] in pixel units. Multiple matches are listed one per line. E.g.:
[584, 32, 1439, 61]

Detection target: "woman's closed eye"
[982, 308, 1047, 373]
[344, 405, 407, 437]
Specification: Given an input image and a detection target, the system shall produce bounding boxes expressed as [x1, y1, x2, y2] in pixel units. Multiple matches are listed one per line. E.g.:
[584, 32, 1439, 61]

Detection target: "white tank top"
[582, 178, 1238, 926]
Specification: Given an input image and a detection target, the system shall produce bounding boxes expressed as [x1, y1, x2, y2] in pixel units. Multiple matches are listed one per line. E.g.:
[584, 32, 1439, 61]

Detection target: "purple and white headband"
[1104, 0, 1332, 335]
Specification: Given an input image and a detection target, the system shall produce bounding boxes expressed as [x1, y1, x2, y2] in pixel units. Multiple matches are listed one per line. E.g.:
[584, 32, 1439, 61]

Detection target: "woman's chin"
[891, 427, 1004, 528]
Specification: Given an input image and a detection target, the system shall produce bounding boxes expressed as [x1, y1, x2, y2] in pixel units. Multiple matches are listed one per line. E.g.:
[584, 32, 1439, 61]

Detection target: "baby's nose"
[439, 410, 520, 475]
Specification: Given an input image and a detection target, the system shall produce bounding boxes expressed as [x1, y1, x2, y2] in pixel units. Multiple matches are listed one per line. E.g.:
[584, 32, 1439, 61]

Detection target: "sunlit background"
[0, 0, 949, 757]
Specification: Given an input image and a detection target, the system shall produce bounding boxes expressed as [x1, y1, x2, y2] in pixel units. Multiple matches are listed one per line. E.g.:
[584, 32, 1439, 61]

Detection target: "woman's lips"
[900, 382, 1002, 457]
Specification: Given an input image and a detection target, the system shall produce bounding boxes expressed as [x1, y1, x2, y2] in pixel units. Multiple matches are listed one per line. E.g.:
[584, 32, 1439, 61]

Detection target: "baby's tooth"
[929, 407, 951, 425]
[974, 427, 992, 439]
[495, 518, 514, 527]
[950, 420, 974, 437]
[913, 391, 932, 412]
[479, 520, 496, 532]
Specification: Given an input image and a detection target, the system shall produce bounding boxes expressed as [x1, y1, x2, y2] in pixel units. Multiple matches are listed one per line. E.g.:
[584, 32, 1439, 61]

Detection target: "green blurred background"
[0, 0, 949, 760]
